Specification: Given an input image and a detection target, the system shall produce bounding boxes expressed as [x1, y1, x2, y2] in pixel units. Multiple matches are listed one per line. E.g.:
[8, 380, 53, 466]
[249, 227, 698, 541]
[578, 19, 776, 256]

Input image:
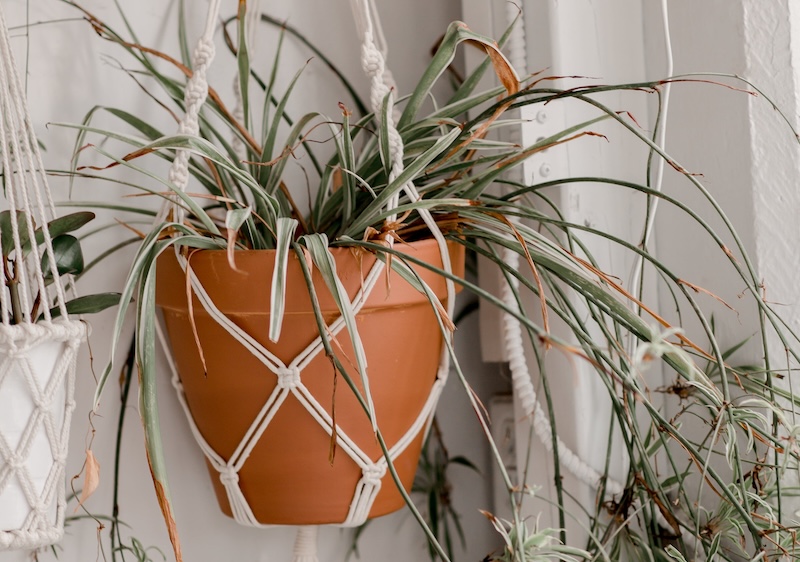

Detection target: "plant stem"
[111, 336, 136, 562]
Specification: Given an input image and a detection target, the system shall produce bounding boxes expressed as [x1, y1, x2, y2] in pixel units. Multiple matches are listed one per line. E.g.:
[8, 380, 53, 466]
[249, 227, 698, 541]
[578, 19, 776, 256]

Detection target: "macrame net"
[157, 0, 455, 559]
[0, 1, 87, 552]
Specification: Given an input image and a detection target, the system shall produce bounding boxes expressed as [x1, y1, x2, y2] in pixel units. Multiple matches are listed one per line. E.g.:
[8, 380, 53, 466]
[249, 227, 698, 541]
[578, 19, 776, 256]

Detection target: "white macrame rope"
[0, 0, 86, 550]
[0, 2, 72, 323]
[0, 321, 85, 551]
[350, 0, 456, 340]
[165, 0, 221, 225]
[1, 55, 63, 319]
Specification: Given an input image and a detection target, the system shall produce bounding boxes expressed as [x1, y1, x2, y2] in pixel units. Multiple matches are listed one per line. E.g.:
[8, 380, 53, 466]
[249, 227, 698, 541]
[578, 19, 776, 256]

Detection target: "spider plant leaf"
[378, 91, 393, 180]
[177, 0, 191, 68]
[236, 0, 251, 133]
[258, 13, 368, 116]
[399, 21, 518, 131]
[299, 233, 376, 430]
[264, 111, 319, 197]
[261, 26, 285, 154]
[447, 12, 517, 105]
[338, 106, 357, 227]
[89, 143, 221, 237]
[664, 546, 688, 562]
[135, 238, 182, 561]
[92, 223, 222, 407]
[269, 217, 298, 342]
[105, 107, 165, 141]
[224, 206, 252, 269]
[259, 64, 307, 188]
[344, 126, 461, 237]
[57, 200, 158, 217]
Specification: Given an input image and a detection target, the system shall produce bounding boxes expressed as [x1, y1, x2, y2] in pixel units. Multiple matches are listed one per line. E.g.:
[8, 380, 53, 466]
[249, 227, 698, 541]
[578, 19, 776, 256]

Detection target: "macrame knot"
[219, 466, 239, 487]
[276, 366, 301, 389]
[360, 40, 384, 76]
[186, 78, 209, 109]
[35, 394, 52, 413]
[5, 452, 22, 470]
[192, 39, 216, 69]
[361, 464, 385, 486]
[4, 344, 21, 359]
[53, 451, 67, 465]
[32, 502, 48, 516]
[168, 157, 190, 189]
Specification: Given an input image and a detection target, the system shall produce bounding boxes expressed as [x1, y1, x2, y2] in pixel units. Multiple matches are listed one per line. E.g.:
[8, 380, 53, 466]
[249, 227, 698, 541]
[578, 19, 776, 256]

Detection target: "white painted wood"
[463, 0, 658, 543]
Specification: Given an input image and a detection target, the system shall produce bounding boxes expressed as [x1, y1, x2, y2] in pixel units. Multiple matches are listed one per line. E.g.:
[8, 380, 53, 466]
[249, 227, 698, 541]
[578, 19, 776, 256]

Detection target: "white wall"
[0, 1, 511, 561]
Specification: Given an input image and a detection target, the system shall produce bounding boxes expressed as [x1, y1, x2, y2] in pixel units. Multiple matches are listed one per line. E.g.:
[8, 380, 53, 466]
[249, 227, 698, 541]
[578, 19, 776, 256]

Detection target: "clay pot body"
[155, 239, 464, 525]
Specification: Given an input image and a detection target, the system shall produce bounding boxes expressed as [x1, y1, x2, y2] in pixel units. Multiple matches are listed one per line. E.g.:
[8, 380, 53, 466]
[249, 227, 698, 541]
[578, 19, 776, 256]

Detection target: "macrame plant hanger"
[0, 1, 87, 552]
[157, 1, 454, 561]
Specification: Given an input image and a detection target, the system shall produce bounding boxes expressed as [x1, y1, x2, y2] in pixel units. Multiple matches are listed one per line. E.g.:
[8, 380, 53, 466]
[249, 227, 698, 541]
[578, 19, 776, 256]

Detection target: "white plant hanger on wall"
[0, 1, 87, 552]
[156, 0, 457, 560]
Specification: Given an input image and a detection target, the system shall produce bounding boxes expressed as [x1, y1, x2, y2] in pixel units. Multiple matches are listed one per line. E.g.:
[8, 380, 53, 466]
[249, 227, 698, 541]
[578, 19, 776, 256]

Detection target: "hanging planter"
[155, 239, 464, 525]
[69, 0, 519, 557]
[0, 324, 84, 550]
[0, 1, 123, 551]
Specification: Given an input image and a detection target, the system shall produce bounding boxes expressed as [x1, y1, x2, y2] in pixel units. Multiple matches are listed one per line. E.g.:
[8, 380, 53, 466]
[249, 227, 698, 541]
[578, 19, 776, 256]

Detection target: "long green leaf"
[299, 233, 376, 430]
[236, 1, 251, 133]
[269, 218, 299, 342]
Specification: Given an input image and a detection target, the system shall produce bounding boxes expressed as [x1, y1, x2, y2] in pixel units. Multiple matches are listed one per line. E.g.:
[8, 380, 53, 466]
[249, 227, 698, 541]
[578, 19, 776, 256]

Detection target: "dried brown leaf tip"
[75, 449, 100, 512]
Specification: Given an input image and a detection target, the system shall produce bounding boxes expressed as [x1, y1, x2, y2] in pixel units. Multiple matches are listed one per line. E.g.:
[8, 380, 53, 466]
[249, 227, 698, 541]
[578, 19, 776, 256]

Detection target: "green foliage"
[412, 419, 479, 561]
[0, 210, 120, 323]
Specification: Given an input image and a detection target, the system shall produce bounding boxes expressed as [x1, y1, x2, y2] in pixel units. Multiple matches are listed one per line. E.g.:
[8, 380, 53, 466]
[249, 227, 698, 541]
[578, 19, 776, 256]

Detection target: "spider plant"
[61, 1, 800, 561]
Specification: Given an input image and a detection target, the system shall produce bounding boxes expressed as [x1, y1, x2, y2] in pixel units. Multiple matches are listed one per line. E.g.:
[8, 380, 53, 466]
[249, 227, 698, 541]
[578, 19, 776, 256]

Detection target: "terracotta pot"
[155, 238, 464, 525]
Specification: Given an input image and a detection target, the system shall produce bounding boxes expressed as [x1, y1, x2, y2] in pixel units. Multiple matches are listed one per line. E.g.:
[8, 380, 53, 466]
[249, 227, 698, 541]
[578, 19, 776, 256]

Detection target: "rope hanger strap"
[0, 0, 87, 551]
[0, 1, 78, 325]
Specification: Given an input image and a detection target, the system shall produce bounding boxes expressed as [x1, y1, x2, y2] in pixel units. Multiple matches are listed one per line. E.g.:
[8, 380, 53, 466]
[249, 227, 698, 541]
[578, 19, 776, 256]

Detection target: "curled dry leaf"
[76, 449, 100, 512]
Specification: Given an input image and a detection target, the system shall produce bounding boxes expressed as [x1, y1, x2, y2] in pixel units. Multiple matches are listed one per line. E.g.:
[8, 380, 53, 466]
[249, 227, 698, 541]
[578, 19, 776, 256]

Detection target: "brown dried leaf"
[184, 251, 208, 376]
[147, 452, 183, 562]
[75, 449, 100, 512]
